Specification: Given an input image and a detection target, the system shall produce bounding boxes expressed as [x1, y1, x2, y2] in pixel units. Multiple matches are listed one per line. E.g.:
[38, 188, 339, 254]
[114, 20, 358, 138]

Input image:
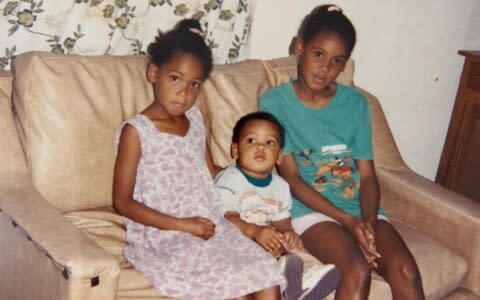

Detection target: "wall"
[248, 0, 480, 180]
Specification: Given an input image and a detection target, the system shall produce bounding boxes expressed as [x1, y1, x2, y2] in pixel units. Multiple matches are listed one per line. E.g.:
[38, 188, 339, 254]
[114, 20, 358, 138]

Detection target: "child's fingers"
[355, 224, 380, 258]
[359, 245, 378, 269]
[363, 240, 381, 258]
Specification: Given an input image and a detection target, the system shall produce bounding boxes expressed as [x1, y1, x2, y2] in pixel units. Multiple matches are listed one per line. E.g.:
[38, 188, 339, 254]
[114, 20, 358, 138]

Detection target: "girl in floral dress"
[112, 19, 285, 300]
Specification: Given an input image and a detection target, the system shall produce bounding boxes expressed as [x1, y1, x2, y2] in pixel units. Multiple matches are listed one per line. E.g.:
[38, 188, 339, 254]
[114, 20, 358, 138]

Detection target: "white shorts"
[292, 212, 389, 235]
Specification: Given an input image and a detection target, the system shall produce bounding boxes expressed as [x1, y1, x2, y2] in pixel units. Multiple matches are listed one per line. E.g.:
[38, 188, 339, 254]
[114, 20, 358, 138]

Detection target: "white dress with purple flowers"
[116, 106, 285, 300]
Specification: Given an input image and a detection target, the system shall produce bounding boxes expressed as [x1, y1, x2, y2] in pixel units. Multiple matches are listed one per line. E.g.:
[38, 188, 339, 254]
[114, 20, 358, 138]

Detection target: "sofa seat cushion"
[64, 209, 467, 300]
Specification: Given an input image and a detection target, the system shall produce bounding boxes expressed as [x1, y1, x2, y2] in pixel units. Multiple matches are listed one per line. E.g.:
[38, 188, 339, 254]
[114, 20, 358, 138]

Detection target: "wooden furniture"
[436, 50, 480, 202]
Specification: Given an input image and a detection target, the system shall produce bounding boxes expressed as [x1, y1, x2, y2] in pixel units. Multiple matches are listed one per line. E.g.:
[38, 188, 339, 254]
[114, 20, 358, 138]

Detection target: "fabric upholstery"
[12, 53, 153, 212]
[0, 70, 12, 106]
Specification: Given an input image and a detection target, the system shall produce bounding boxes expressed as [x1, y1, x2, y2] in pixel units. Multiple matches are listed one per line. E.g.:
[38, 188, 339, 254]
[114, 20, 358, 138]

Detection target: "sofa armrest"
[378, 167, 480, 295]
[0, 173, 120, 300]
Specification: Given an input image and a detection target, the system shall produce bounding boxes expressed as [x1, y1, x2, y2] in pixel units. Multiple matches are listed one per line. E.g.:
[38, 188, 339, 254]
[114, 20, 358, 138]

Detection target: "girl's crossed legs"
[294, 214, 425, 300]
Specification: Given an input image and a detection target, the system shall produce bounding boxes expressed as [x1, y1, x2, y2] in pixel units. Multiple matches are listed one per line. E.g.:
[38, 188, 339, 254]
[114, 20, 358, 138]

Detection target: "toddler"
[215, 111, 340, 300]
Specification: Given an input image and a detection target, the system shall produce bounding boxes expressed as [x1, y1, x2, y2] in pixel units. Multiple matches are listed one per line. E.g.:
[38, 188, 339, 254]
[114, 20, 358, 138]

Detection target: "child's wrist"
[172, 217, 189, 233]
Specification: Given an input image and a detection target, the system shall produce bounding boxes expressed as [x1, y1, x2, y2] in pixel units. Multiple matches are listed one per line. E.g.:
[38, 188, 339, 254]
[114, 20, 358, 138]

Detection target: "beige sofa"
[0, 51, 479, 300]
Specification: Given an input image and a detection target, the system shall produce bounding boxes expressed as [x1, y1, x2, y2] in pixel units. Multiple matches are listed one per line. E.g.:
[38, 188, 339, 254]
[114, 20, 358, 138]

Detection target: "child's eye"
[246, 138, 255, 144]
[170, 75, 180, 83]
[333, 57, 346, 64]
[314, 51, 323, 58]
[191, 81, 201, 89]
[266, 140, 277, 147]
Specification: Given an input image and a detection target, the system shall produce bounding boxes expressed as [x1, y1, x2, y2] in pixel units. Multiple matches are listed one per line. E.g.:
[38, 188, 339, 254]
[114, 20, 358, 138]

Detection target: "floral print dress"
[116, 107, 285, 300]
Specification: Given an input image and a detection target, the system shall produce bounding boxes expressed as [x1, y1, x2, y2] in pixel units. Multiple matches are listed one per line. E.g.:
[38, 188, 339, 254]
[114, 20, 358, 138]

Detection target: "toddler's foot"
[299, 264, 340, 300]
[278, 253, 303, 300]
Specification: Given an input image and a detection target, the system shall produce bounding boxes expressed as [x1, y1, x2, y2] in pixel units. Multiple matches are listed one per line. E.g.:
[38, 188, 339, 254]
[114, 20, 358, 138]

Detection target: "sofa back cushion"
[11, 51, 354, 212]
[12, 52, 153, 211]
[0, 70, 12, 108]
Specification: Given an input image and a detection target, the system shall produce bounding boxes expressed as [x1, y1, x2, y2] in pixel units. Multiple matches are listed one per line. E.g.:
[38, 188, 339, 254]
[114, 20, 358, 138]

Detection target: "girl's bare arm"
[205, 142, 224, 177]
[278, 153, 354, 226]
[356, 159, 381, 223]
[356, 159, 382, 261]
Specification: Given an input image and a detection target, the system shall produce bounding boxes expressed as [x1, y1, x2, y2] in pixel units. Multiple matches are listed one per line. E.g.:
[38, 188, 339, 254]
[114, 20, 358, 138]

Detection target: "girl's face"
[147, 52, 205, 117]
[294, 30, 349, 96]
[231, 119, 282, 179]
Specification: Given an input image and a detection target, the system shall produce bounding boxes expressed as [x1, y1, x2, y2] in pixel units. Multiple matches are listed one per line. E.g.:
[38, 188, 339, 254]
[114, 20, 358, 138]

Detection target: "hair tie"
[327, 5, 342, 12]
[189, 28, 204, 37]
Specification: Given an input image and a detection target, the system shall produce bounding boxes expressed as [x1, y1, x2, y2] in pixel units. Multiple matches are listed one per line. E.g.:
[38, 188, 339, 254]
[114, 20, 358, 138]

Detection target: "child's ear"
[293, 37, 305, 57]
[230, 143, 239, 160]
[276, 152, 284, 166]
[146, 63, 159, 83]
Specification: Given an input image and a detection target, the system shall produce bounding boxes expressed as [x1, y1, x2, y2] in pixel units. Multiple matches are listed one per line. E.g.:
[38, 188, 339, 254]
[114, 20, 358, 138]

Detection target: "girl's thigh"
[301, 221, 366, 270]
[373, 220, 419, 278]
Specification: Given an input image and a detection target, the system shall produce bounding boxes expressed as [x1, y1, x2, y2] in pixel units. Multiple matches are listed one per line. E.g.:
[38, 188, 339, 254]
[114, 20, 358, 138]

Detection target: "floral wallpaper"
[0, 0, 255, 70]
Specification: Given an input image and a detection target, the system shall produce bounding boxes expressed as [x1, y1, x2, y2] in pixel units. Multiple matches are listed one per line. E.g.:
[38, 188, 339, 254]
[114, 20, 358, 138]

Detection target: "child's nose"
[177, 82, 188, 96]
[320, 60, 331, 71]
[179, 86, 187, 96]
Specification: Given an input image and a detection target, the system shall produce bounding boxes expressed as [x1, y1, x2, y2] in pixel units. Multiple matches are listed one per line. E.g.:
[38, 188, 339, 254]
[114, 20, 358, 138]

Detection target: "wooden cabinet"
[436, 50, 480, 202]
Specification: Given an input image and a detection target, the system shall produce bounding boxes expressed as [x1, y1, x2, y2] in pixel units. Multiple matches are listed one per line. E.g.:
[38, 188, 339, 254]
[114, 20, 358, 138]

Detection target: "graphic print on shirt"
[240, 191, 284, 226]
[295, 144, 360, 200]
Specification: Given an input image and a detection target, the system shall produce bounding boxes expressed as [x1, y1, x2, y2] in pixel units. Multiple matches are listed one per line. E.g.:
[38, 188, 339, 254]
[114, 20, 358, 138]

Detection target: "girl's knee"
[341, 258, 371, 286]
[388, 261, 425, 298]
[400, 262, 422, 286]
[389, 258, 422, 288]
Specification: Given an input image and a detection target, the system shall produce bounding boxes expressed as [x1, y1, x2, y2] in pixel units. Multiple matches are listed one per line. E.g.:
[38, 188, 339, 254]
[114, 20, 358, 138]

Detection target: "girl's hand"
[181, 216, 216, 240]
[281, 230, 305, 252]
[253, 226, 284, 255]
[346, 217, 380, 266]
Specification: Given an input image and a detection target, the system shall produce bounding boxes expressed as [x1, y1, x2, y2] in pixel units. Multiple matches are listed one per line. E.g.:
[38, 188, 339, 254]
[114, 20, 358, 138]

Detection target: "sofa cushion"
[12, 52, 153, 212]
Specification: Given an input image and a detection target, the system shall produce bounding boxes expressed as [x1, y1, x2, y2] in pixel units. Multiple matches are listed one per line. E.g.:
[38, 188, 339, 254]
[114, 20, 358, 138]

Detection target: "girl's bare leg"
[374, 220, 425, 300]
[302, 221, 371, 300]
[252, 285, 281, 300]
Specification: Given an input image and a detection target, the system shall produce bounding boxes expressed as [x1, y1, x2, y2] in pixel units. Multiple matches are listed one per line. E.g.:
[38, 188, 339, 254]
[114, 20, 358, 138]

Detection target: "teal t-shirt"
[259, 81, 386, 218]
